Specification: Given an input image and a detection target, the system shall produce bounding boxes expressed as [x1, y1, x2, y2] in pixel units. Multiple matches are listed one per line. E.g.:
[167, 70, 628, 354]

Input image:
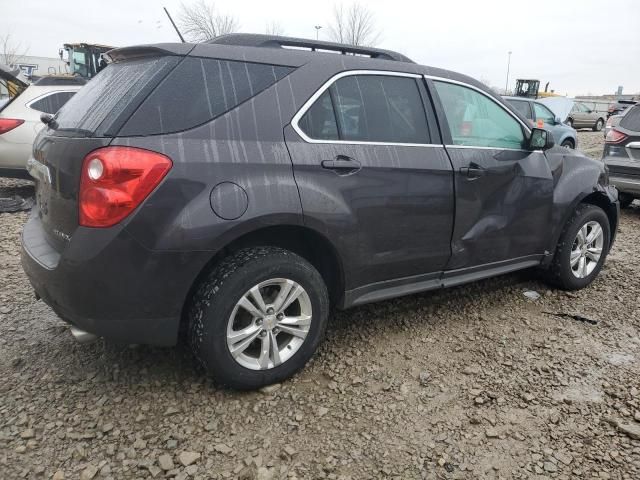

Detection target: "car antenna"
[163, 7, 185, 43]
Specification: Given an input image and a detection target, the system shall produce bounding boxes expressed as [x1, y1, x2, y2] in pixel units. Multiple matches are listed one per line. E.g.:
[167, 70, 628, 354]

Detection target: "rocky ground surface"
[1, 132, 639, 480]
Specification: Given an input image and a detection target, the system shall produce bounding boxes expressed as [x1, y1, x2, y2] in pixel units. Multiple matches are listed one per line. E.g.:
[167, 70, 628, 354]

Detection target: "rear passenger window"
[120, 58, 293, 136]
[434, 81, 525, 149]
[507, 100, 532, 120]
[29, 91, 76, 114]
[298, 74, 430, 144]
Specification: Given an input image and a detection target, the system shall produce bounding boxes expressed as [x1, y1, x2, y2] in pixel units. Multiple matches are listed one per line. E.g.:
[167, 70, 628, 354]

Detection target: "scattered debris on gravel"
[1, 133, 639, 479]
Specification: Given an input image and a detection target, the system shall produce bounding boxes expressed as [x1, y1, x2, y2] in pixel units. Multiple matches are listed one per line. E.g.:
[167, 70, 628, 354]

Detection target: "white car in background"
[0, 66, 85, 178]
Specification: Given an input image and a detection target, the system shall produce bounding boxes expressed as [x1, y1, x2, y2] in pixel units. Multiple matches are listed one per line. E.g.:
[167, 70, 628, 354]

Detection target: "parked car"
[0, 70, 85, 179]
[22, 34, 619, 389]
[602, 104, 640, 208]
[504, 96, 577, 148]
[604, 106, 631, 138]
[566, 101, 606, 131]
[608, 99, 637, 117]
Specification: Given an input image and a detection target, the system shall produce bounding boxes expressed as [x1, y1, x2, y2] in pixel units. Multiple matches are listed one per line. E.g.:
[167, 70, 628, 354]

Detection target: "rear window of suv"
[620, 105, 640, 132]
[53, 56, 179, 137]
[119, 58, 293, 136]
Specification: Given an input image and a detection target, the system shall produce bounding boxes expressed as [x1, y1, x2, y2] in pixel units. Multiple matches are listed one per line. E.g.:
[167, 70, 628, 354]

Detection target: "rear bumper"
[21, 209, 210, 346]
[609, 175, 640, 196]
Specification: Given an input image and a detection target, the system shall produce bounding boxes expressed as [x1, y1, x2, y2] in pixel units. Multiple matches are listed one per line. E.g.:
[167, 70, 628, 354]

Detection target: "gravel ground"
[2, 132, 640, 480]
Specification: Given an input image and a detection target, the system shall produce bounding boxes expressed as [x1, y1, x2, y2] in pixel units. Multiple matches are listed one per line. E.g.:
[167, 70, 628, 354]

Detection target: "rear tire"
[619, 192, 635, 209]
[544, 204, 610, 290]
[187, 246, 329, 390]
[593, 118, 604, 132]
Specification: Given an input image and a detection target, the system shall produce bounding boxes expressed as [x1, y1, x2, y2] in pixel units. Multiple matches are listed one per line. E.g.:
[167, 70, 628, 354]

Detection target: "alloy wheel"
[570, 221, 604, 278]
[226, 278, 312, 370]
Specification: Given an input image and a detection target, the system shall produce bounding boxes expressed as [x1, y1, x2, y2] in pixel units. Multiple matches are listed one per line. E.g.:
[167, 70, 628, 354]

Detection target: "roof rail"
[207, 34, 414, 63]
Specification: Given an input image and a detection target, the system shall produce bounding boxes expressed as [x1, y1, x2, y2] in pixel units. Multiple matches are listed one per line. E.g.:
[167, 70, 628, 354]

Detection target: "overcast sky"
[2, 0, 639, 97]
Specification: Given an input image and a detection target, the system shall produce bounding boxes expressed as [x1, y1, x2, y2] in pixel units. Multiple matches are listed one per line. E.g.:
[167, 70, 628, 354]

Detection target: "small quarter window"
[297, 90, 338, 140]
[29, 91, 76, 114]
[434, 81, 525, 149]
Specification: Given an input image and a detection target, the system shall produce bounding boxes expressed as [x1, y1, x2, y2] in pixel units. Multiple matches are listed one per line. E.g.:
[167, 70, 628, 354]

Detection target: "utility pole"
[314, 25, 322, 40]
[504, 51, 512, 95]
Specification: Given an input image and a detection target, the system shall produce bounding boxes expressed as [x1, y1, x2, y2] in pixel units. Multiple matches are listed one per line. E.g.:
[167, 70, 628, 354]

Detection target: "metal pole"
[505, 51, 512, 95]
[314, 25, 322, 40]
[164, 7, 185, 43]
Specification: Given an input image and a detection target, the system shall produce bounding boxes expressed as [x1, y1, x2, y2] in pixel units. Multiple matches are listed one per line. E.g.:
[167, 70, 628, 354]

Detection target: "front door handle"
[460, 163, 486, 179]
[321, 155, 362, 175]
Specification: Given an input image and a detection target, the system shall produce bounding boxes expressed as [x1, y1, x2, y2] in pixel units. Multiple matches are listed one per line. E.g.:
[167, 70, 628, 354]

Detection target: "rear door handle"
[321, 156, 362, 175]
[460, 164, 486, 179]
[627, 142, 640, 150]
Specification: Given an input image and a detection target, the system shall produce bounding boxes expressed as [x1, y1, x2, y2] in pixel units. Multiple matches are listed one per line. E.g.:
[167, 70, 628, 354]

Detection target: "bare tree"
[265, 21, 285, 36]
[178, 0, 239, 42]
[0, 34, 29, 67]
[328, 2, 380, 46]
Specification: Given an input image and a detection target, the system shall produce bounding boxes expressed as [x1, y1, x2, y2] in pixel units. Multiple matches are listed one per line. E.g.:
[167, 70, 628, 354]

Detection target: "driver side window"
[434, 81, 525, 149]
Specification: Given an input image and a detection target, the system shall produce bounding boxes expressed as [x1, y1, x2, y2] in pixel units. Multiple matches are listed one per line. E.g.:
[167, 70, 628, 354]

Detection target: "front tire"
[561, 139, 575, 149]
[544, 204, 610, 290]
[187, 247, 329, 390]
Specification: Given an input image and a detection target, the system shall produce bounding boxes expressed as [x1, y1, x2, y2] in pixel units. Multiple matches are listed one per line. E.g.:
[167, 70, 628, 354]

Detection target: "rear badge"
[52, 229, 71, 243]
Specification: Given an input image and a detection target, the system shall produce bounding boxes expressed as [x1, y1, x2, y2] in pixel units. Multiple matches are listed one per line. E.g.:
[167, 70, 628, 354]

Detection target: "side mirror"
[40, 112, 54, 125]
[555, 116, 563, 125]
[528, 127, 555, 150]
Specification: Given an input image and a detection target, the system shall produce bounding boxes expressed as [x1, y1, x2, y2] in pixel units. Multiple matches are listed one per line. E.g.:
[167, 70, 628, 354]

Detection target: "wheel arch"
[544, 189, 618, 267]
[179, 223, 345, 335]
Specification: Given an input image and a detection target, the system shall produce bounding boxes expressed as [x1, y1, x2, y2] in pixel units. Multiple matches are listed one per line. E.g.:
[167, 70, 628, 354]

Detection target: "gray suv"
[22, 35, 619, 389]
[603, 104, 640, 208]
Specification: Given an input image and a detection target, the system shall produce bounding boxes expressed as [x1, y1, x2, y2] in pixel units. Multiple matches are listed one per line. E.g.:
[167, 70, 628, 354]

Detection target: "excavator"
[514, 79, 558, 99]
[59, 43, 114, 79]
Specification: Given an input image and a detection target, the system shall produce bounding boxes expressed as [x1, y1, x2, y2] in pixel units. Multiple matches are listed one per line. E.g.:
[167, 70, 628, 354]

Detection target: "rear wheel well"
[180, 226, 344, 334]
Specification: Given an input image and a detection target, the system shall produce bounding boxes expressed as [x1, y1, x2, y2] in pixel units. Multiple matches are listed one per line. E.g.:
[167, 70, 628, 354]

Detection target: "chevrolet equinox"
[22, 34, 619, 389]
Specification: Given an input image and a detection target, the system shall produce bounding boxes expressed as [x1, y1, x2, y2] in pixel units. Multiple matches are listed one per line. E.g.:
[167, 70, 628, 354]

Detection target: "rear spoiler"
[104, 43, 195, 63]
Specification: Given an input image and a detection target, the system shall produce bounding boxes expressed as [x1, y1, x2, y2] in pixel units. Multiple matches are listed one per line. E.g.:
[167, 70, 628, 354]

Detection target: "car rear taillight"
[605, 128, 628, 145]
[79, 146, 172, 228]
[0, 118, 25, 134]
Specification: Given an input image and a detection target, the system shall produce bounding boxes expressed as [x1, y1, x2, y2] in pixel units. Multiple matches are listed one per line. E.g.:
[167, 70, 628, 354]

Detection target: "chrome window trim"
[291, 69, 441, 147]
[445, 145, 543, 153]
[424, 74, 533, 135]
